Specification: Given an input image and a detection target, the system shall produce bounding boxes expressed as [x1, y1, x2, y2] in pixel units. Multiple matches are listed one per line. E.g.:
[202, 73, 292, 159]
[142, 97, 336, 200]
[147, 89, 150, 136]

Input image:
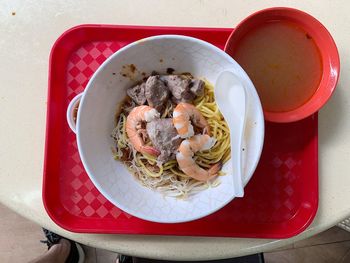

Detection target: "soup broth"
[234, 21, 323, 112]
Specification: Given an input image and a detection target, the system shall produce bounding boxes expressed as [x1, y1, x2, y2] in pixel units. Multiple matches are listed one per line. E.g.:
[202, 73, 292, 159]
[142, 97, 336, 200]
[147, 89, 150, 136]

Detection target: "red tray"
[43, 25, 318, 238]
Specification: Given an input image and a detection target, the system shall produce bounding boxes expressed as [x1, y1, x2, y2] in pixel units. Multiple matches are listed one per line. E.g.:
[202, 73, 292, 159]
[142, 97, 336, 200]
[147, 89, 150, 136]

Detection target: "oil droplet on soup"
[234, 21, 323, 112]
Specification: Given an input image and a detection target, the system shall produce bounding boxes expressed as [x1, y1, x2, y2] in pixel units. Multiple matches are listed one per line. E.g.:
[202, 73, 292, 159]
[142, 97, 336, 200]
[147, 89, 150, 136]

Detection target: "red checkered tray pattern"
[43, 25, 318, 238]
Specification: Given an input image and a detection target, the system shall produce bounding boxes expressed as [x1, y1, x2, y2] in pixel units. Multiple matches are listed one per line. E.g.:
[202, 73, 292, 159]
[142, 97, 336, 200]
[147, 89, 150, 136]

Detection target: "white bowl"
[72, 35, 264, 223]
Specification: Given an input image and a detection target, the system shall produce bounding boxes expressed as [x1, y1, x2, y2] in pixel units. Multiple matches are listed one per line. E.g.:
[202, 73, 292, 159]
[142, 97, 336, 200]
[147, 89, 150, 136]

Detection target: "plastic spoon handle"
[215, 71, 246, 197]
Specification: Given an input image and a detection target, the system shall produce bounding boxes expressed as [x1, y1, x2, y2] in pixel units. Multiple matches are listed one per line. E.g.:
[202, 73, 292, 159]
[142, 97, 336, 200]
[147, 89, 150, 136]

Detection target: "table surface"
[1, 0, 350, 260]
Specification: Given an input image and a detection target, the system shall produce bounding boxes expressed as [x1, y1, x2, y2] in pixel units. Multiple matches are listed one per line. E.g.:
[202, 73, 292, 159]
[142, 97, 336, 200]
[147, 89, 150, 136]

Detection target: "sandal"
[117, 254, 133, 263]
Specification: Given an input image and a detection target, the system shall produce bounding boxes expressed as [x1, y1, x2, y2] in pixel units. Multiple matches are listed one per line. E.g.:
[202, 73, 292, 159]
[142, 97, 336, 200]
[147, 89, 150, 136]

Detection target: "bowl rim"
[224, 7, 340, 123]
[76, 34, 265, 223]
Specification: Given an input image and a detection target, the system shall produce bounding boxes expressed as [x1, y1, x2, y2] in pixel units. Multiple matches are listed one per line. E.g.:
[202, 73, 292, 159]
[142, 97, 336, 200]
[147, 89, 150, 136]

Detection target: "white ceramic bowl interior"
[76, 35, 264, 223]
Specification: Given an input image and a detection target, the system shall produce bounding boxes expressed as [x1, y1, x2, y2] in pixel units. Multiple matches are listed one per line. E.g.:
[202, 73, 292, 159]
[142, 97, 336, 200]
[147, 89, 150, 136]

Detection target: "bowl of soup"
[225, 7, 340, 123]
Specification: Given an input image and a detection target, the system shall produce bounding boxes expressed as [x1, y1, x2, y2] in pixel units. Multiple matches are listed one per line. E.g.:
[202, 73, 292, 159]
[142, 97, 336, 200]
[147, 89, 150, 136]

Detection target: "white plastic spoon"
[214, 71, 246, 197]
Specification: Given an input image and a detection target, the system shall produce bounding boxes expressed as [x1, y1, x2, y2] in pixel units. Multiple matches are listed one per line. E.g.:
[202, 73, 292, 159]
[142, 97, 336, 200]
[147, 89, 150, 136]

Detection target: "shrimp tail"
[203, 126, 211, 136]
[208, 161, 222, 178]
[141, 145, 160, 156]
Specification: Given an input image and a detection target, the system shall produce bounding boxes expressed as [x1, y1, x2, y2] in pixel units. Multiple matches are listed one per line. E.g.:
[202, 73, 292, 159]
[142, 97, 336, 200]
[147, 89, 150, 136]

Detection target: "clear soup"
[234, 21, 323, 112]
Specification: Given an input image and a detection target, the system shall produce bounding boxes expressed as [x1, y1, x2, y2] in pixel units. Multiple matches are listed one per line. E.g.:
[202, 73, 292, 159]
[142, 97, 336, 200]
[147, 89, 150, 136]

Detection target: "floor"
[1, 203, 350, 263]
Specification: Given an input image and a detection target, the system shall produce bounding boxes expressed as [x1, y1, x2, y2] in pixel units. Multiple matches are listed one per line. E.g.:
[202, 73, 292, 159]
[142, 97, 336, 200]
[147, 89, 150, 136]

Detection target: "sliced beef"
[162, 75, 204, 103]
[146, 118, 182, 163]
[162, 75, 195, 103]
[126, 82, 146, 105]
[145, 76, 169, 111]
[190, 79, 205, 97]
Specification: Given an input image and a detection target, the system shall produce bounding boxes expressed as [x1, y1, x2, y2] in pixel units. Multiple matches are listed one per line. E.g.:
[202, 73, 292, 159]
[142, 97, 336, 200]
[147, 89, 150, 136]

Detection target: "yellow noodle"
[137, 154, 163, 178]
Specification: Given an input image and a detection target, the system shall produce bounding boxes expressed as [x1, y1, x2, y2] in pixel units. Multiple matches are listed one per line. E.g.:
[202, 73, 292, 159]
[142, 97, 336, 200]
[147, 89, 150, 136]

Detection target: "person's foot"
[29, 238, 71, 263]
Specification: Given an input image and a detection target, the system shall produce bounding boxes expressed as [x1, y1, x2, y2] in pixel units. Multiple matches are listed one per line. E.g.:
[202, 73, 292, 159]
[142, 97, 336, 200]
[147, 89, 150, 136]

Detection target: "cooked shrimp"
[176, 134, 222, 182]
[173, 102, 210, 138]
[126, 105, 160, 156]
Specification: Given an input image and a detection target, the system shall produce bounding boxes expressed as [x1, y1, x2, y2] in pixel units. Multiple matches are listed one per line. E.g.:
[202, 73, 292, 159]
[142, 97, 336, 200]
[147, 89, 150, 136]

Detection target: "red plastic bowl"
[225, 7, 340, 123]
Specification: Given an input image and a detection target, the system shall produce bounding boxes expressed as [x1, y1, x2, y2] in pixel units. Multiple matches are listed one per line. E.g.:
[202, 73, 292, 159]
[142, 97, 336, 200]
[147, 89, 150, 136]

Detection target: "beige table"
[1, 0, 350, 260]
